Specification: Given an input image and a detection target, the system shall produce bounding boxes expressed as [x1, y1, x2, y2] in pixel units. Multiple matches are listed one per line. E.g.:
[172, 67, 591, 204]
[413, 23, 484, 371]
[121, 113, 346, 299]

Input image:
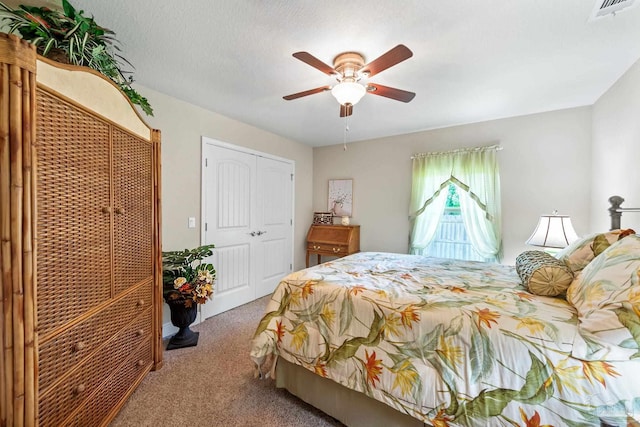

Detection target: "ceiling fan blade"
[367, 84, 415, 103]
[339, 103, 353, 117]
[360, 44, 413, 78]
[292, 52, 338, 76]
[283, 86, 331, 101]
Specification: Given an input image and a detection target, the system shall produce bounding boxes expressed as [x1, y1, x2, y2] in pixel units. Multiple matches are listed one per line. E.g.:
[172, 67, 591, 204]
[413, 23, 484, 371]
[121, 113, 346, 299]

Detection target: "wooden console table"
[306, 224, 360, 267]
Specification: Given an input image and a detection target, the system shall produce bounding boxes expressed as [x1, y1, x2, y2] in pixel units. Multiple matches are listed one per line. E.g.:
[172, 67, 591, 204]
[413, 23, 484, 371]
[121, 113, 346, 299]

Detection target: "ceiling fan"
[283, 44, 416, 117]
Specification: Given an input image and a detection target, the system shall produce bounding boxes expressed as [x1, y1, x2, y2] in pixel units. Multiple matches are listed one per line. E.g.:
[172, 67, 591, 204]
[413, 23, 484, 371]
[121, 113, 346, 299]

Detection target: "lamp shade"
[331, 81, 366, 106]
[526, 214, 579, 249]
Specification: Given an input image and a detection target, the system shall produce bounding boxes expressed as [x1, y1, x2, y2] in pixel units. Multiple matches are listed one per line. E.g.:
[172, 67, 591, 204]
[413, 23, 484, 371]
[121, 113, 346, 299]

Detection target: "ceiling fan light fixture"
[284, 45, 415, 115]
[331, 81, 366, 106]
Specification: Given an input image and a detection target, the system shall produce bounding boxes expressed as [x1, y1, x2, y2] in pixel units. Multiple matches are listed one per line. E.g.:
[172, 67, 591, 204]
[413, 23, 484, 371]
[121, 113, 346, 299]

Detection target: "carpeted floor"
[109, 296, 343, 427]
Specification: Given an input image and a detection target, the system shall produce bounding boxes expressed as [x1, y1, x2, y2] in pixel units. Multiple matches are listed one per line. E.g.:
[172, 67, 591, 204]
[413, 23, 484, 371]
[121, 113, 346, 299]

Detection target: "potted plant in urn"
[162, 244, 216, 350]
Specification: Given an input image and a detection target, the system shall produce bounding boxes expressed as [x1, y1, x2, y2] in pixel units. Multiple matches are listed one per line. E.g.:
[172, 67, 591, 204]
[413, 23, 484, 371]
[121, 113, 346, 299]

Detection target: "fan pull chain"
[343, 115, 350, 151]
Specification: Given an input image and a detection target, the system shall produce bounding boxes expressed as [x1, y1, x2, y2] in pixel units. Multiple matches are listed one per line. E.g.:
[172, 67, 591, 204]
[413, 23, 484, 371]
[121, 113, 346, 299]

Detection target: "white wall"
[313, 107, 593, 265]
[591, 58, 640, 231]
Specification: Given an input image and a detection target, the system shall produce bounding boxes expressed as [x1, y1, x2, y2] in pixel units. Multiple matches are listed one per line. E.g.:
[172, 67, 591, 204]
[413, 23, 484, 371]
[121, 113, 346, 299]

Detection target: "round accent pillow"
[515, 250, 574, 297]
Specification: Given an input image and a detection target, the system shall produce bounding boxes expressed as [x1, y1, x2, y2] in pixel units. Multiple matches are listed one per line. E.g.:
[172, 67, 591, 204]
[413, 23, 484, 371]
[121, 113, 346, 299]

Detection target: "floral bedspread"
[250, 252, 640, 426]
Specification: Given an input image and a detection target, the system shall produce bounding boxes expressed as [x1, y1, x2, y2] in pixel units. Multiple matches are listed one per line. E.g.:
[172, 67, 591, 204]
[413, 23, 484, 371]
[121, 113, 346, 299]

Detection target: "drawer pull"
[137, 329, 145, 337]
[73, 341, 86, 352]
[332, 247, 341, 253]
[137, 359, 145, 367]
[73, 384, 86, 395]
[137, 299, 145, 307]
[314, 245, 320, 250]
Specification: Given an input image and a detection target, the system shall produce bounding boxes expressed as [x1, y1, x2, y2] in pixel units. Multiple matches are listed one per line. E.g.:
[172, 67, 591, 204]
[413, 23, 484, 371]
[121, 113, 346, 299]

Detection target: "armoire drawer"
[38, 282, 152, 392]
[67, 338, 152, 427]
[38, 308, 153, 427]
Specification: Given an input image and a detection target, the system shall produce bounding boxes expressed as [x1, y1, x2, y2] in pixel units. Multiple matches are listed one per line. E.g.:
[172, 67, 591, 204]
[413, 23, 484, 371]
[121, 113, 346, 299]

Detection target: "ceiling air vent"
[590, 0, 637, 20]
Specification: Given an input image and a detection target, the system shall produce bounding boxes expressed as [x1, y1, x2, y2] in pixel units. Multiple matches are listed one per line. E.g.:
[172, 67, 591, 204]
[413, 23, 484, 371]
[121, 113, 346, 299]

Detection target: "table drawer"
[38, 282, 152, 392]
[307, 242, 348, 254]
[38, 308, 153, 427]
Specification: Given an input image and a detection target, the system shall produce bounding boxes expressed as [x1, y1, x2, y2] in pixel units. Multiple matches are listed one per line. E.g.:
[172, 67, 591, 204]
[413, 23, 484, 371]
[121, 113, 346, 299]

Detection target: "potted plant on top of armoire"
[0, 0, 153, 115]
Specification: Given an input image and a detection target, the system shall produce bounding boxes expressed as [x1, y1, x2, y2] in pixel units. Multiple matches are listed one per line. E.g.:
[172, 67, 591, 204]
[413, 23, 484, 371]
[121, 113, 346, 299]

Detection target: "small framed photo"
[328, 179, 353, 217]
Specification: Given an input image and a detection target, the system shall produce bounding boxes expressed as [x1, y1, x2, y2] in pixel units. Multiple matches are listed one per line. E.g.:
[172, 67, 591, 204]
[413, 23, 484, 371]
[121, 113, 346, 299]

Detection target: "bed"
[250, 197, 640, 427]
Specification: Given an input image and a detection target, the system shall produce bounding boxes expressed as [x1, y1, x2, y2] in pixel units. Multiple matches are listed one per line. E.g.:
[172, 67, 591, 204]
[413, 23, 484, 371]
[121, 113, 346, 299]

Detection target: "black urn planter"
[166, 300, 199, 350]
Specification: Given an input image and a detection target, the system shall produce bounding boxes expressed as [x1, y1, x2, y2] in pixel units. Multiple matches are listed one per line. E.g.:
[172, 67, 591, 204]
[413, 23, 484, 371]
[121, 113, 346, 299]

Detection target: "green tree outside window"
[445, 183, 460, 212]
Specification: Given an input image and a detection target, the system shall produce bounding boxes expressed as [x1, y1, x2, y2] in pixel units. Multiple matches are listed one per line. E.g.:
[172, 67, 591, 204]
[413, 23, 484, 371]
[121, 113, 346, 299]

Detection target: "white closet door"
[202, 144, 256, 317]
[201, 140, 293, 319]
[255, 156, 293, 298]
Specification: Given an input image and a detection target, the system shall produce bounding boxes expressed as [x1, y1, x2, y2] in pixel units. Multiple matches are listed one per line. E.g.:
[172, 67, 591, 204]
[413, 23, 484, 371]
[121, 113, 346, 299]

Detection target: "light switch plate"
[188, 217, 196, 229]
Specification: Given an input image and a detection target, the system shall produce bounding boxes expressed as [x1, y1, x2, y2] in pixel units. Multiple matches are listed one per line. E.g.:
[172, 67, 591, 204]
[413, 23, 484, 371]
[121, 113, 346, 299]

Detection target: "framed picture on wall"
[328, 179, 353, 217]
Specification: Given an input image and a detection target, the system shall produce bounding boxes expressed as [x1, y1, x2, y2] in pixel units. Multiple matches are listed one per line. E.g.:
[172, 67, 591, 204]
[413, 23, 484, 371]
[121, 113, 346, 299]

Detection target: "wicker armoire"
[0, 34, 163, 426]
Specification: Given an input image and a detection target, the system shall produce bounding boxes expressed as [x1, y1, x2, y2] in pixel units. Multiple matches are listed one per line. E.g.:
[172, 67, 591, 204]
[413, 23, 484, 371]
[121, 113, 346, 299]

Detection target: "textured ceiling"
[10, 0, 640, 147]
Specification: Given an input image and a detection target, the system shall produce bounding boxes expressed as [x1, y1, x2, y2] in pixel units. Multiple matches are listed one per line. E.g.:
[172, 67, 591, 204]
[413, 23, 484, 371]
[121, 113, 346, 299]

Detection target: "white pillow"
[555, 229, 636, 273]
[568, 234, 640, 361]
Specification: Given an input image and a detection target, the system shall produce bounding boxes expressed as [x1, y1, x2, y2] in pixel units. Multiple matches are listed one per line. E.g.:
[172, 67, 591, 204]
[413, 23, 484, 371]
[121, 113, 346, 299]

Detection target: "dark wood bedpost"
[609, 195, 624, 230]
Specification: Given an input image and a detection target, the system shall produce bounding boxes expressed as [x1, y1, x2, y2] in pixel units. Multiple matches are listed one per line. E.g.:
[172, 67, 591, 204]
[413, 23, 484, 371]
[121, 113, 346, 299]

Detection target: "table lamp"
[526, 211, 579, 253]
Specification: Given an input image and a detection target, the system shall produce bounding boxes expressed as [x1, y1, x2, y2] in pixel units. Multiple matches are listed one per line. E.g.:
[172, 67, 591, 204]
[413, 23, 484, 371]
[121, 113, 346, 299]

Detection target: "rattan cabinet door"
[112, 128, 153, 295]
[36, 89, 113, 338]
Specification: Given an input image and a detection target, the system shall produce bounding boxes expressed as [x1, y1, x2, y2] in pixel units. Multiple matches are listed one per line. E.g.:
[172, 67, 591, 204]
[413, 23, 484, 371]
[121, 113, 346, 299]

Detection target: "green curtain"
[409, 145, 502, 261]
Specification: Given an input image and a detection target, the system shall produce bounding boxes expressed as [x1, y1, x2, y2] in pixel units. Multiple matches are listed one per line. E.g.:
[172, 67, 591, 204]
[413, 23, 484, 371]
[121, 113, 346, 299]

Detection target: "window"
[424, 184, 488, 262]
[409, 145, 502, 262]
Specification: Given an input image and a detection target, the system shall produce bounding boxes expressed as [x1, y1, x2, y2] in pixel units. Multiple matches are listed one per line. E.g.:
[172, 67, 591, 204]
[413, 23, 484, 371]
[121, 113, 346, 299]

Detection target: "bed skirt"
[275, 358, 425, 427]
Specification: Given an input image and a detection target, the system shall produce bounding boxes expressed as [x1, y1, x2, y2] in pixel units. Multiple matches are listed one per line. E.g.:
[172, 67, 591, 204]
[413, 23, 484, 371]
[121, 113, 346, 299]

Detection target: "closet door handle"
[256, 230, 267, 236]
[102, 206, 112, 214]
[115, 207, 125, 215]
[249, 232, 256, 237]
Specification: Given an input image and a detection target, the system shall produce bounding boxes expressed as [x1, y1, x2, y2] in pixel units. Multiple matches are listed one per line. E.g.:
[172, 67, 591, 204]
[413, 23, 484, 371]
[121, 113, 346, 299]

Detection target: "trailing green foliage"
[0, 0, 153, 115]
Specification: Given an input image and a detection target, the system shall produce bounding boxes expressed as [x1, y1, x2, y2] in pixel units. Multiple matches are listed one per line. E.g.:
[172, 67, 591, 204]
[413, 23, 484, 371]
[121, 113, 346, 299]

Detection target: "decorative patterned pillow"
[515, 250, 574, 297]
[567, 234, 640, 361]
[555, 229, 636, 273]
